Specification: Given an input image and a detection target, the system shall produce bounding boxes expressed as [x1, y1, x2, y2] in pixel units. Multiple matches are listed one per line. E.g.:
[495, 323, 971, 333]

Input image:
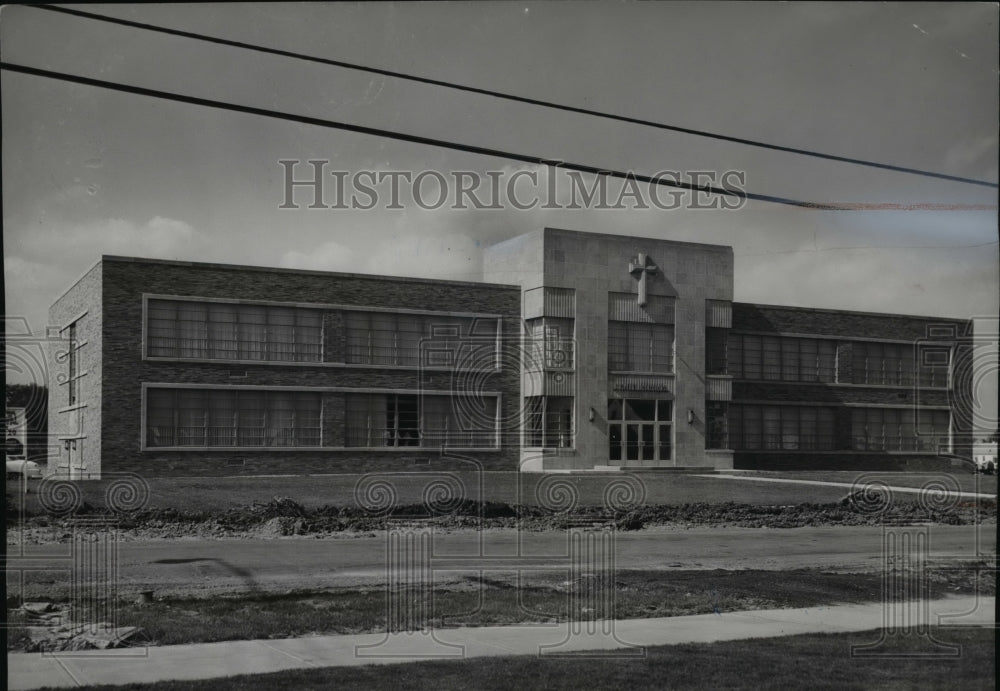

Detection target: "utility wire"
[2, 61, 852, 210]
[33, 4, 999, 189]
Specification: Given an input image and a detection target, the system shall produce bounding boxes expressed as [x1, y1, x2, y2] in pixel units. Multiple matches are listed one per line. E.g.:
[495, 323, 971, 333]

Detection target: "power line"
[33, 4, 999, 190]
[2, 61, 849, 210]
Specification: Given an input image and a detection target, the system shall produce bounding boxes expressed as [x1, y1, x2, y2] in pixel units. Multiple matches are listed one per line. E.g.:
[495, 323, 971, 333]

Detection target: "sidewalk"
[8, 596, 994, 690]
[694, 474, 997, 500]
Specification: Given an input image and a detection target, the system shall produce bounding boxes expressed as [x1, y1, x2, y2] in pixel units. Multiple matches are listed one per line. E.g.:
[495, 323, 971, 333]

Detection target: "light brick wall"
[47, 262, 103, 478]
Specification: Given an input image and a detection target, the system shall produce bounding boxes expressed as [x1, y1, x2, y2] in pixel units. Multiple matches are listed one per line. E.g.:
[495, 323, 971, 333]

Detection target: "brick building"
[47, 228, 973, 478]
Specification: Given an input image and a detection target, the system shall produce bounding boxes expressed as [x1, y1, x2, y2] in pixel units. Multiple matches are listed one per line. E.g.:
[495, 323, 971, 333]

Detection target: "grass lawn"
[10, 470, 995, 517]
[9, 567, 992, 649]
[42, 626, 996, 691]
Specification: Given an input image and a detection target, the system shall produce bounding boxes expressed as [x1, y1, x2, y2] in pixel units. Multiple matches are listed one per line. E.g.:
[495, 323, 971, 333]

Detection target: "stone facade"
[485, 228, 734, 470]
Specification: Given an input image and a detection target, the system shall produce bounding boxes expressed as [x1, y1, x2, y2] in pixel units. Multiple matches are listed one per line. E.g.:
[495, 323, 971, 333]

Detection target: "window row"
[345, 393, 498, 448]
[147, 299, 501, 368]
[148, 300, 323, 362]
[852, 342, 947, 388]
[608, 322, 674, 373]
[727, 404, 836, 451]
[707, 404, 952, 452]
[850, 408, 950, 452]
[345, 312, 497, 367]
[146, 389, 322, 447]
[728, 335, 837, 383]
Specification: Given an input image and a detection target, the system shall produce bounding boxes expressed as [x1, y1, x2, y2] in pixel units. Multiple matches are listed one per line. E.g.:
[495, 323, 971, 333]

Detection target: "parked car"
[6, 459, 44, 480]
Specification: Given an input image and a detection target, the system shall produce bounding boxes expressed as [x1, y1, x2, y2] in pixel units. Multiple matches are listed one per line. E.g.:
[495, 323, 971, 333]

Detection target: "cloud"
[943, 133, 1000, 180]
[279, 241, 357, 272]
[8, 215, 201, 263]
[4, 215, 204, 346]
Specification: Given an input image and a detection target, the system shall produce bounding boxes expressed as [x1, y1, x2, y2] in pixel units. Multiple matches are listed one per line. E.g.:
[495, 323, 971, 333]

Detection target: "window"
[608, 322, 674, 372]
[728, 335, 835, 383]
[147, 299, 322, 362]
[345, 393, 497, 448]
[524, 396, 573, 448]
[146, 389, 321, 447]
[851, 408, 949, 451]
[525, 317, 574, 369]
[728, 405, 835, 451]
[852, 342, 947, 388]
[705, 328, 729, 375]
[706, 402, 729, 449]
[67, 322, 79, 405]
[608, 399, 672, 461]
[345, 312, 498, 368]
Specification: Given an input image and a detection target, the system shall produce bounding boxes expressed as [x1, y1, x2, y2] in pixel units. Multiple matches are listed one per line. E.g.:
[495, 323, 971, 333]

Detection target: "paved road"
[9, 524, 995, 595]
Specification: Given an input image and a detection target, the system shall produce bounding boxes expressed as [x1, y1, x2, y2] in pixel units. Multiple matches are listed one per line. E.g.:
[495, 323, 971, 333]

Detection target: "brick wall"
[730, 303, 973, 470]
[98, 257, 522, 477]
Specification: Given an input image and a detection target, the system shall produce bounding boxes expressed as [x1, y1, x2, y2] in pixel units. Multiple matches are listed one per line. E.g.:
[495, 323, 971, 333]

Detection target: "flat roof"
[734, 301, 972, 324]
[488, 226, 734, 254]
[100, 255, 520, 290]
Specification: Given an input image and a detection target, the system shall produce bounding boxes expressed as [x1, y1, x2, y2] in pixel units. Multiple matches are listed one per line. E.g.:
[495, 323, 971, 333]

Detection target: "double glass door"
[608, 399, 672, 466]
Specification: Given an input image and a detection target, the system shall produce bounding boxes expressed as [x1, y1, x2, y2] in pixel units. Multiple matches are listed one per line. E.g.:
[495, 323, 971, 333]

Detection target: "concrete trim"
[140, 357, 502, 374]
[732, 378, 948, 391]
[730, 399, 953, 410]
[56, 371, 89, 386]
[50, 260, 101, 309]
[730, 329, 960, 346]
[141, 293, 507, 320]
[55, 403, 88, 414]
[57, 310, 89, 333]
[141, 383, 502, 395]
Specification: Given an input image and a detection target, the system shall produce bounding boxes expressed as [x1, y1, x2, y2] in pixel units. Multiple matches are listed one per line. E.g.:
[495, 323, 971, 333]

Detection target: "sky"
[3, 2, 998, 425]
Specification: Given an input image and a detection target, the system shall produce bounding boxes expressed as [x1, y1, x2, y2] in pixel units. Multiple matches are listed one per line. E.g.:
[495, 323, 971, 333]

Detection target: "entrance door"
[608, 399, 672, 467]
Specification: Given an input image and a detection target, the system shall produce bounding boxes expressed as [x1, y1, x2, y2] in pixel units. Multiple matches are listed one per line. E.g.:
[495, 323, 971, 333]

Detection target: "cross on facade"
[629, 253, 658, 306]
